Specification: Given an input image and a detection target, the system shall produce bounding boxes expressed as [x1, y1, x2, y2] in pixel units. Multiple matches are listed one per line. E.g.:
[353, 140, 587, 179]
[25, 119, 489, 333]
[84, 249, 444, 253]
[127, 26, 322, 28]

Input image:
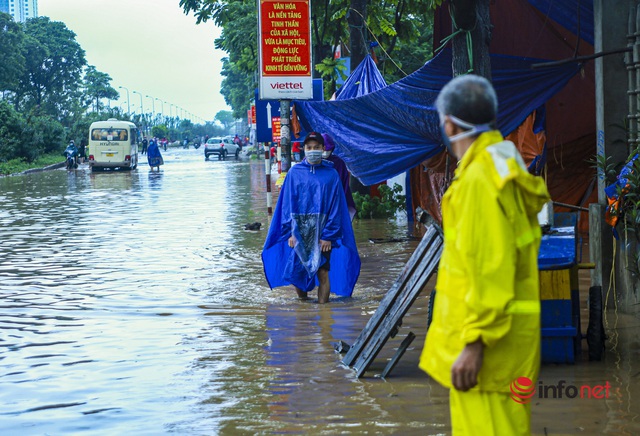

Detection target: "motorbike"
[64, 145, 78, 170]
[193, 140, 201, 150]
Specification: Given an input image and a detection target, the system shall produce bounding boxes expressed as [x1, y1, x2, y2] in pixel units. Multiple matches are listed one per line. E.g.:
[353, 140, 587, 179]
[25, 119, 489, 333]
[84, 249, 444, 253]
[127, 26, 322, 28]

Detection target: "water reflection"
[147, 170, 163, 190]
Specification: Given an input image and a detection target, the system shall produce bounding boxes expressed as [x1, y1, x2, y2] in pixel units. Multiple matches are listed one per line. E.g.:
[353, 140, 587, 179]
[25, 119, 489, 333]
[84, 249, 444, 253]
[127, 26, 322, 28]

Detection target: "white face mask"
[322, 150, 332, 159]
[306, 150, 323, 164]
[445, 114, 493, 142]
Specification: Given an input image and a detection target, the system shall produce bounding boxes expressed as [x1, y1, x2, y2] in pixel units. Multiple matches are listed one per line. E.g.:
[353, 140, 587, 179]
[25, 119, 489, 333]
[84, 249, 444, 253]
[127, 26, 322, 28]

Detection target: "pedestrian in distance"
[146, 138, 164, 171]
[262, 131, 361, 303]
[292, 141, 302, 162]
[419, 75, 550, 435]
[78, 138, 87, 163]
[141, 136, 148, 155]
[270, 143, 277, 164]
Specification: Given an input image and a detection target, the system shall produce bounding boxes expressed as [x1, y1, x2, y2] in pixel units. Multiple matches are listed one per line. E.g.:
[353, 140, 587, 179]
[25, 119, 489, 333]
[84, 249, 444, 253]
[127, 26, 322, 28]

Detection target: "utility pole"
[279, 100, 291, 172]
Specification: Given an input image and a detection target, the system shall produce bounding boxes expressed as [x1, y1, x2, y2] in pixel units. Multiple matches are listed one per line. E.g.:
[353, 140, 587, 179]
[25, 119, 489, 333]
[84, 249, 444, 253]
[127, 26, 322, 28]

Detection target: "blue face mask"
[306, 150, 323, 164]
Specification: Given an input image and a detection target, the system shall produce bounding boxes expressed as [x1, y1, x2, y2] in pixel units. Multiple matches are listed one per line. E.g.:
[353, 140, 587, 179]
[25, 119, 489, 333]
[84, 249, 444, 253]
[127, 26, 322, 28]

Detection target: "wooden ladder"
[339, 224, 443, 378]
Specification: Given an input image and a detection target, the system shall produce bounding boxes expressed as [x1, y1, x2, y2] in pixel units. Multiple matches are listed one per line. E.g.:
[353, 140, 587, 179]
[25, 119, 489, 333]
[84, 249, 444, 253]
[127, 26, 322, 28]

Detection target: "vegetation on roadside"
[0, 153, 63, 176]
[353, 183, 406, 219]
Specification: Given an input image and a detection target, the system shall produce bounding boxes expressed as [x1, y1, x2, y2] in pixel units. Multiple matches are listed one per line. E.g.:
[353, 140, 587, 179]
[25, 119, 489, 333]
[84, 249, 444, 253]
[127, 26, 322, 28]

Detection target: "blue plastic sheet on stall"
[538, 227, 577, 270]
[526, 0, 594, 46]
[295, 49, 581, 186]
[334, 54, 387, 100]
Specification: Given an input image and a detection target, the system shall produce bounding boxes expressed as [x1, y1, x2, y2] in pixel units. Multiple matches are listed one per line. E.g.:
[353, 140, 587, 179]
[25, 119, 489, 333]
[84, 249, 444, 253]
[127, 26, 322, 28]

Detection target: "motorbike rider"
[64, 140, 79, 169]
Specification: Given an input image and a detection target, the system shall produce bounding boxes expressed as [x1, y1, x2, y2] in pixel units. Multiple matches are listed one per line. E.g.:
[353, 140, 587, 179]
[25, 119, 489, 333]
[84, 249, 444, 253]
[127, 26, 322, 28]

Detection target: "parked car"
[204, 137, 240, 160]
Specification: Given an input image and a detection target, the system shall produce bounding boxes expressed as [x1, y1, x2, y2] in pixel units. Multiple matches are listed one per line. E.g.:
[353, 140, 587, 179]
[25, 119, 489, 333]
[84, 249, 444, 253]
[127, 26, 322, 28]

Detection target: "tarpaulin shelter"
[291, 55, 386, 141]
[295, 0, 596, 229]
[295, 49, 580, 185]
[334, 54, 387, 100]
[430, 0, 596, 231]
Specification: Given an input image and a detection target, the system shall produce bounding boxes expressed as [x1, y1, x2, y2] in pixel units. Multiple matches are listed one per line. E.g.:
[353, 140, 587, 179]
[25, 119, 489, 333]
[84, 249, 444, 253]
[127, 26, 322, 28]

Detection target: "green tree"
[0, 100, 64, 163]
[151, 124, 169, 139]
[180, 0, 258, 118]
[15, 17, 87, 118]
[0, 12, 25, 93]
[84, 65, 119, 112]
[214, 110, 235, 131]
[0, 101, 25, 162]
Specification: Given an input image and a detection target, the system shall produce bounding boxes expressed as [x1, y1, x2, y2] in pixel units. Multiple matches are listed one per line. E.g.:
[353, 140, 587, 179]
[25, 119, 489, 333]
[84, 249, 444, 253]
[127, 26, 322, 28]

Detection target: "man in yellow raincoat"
[419, 75, 550, 435]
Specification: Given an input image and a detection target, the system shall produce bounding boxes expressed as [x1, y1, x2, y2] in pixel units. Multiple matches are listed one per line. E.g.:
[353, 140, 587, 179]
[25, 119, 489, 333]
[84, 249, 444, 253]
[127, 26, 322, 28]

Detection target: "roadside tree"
[84, 65, 119, 112]
[0, 12, 25, 94]
[214, 110, 235, 131]
[151, 124, 169, 139]
[15, 17, 87, 118]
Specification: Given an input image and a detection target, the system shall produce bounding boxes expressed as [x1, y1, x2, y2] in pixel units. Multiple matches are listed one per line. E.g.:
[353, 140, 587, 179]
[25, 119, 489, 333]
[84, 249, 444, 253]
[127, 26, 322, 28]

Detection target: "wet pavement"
[0, 147, 638, 435]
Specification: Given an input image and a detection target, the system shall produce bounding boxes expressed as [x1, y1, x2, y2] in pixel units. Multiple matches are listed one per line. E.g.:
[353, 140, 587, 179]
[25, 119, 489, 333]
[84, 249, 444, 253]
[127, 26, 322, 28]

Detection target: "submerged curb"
[16, 161, 66, 176]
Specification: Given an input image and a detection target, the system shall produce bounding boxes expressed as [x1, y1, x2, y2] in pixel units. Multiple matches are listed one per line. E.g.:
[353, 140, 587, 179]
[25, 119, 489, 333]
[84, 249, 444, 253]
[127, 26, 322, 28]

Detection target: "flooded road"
[1, 147, 639, 435]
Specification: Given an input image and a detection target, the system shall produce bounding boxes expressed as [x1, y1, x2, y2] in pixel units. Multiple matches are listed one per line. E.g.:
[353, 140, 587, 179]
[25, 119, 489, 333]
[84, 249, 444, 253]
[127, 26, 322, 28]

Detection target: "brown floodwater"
[0, 147, 638, 435]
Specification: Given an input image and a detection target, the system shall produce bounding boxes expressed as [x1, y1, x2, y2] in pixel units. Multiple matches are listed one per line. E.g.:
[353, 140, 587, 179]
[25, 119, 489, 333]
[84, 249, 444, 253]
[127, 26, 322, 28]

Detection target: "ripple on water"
[3, 152, 636, 434]
[0, 154, 466, 434]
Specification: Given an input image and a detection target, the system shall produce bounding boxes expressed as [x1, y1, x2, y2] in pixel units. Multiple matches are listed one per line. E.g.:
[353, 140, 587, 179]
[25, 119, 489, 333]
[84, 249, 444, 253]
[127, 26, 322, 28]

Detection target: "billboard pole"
[265, 146, 272, 214]
[280, 99, 291, 172]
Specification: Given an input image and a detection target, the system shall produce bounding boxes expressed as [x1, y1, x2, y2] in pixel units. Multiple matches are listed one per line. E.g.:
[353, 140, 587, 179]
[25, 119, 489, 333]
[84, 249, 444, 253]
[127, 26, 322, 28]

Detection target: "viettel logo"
[510, 376, 536, 404]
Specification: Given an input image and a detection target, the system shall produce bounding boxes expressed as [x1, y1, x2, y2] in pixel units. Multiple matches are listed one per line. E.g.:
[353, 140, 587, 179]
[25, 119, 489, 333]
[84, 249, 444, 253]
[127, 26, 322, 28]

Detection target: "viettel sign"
[258, 0, 313, 100]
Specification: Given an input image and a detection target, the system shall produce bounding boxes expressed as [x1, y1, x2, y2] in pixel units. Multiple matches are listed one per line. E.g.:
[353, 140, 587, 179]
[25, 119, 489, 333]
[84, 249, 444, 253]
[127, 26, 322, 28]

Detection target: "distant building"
[1, 0, 38, 22]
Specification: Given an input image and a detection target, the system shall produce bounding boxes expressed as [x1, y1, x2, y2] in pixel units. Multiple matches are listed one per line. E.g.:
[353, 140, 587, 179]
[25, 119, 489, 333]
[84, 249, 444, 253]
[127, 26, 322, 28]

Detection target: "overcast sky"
[39, 0, 231, 122]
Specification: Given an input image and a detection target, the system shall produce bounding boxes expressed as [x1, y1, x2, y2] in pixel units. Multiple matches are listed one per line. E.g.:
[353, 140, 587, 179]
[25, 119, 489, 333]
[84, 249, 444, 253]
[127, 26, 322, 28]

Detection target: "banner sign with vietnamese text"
[258, 0, 313, 100]
[271, 117, 281, 143]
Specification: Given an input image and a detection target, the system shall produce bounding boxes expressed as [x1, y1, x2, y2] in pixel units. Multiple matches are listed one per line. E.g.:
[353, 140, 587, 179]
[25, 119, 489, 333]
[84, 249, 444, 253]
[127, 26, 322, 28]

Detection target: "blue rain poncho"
[262, 159, 361, 296]
[147, 140, 164, 167]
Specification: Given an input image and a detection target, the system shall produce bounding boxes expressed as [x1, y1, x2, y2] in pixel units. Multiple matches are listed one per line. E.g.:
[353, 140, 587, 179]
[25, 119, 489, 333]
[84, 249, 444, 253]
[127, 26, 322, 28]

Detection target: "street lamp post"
[145, 95, 156, 126]
[133, 90, 145, 133]
[132, 91, 144, 115]
[155, 98, 164, 118]
[118, 86, 130, 114]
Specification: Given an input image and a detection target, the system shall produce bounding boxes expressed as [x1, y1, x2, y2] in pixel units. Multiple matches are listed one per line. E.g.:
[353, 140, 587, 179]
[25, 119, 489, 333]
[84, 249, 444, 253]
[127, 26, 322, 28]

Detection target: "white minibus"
[87, 119, 140, 171]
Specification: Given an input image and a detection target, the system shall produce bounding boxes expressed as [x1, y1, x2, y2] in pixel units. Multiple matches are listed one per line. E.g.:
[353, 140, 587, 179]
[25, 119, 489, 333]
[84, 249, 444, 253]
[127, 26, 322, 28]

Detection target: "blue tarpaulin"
[526, 0, 594, 46]
[295, 49, 581, 186]
[334, 54, 387, 100]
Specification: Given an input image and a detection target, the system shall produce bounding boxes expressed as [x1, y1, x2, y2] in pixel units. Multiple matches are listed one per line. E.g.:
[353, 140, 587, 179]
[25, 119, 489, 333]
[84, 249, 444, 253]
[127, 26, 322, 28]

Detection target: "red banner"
[271, 117, 281, 142]
[260, 0, 311, 77]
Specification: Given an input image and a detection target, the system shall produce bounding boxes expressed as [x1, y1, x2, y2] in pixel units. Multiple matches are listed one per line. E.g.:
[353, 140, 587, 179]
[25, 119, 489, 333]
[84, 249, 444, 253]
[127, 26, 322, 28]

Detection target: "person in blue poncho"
[262, 132, 361, 303]
[147, 138, 164, 171]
